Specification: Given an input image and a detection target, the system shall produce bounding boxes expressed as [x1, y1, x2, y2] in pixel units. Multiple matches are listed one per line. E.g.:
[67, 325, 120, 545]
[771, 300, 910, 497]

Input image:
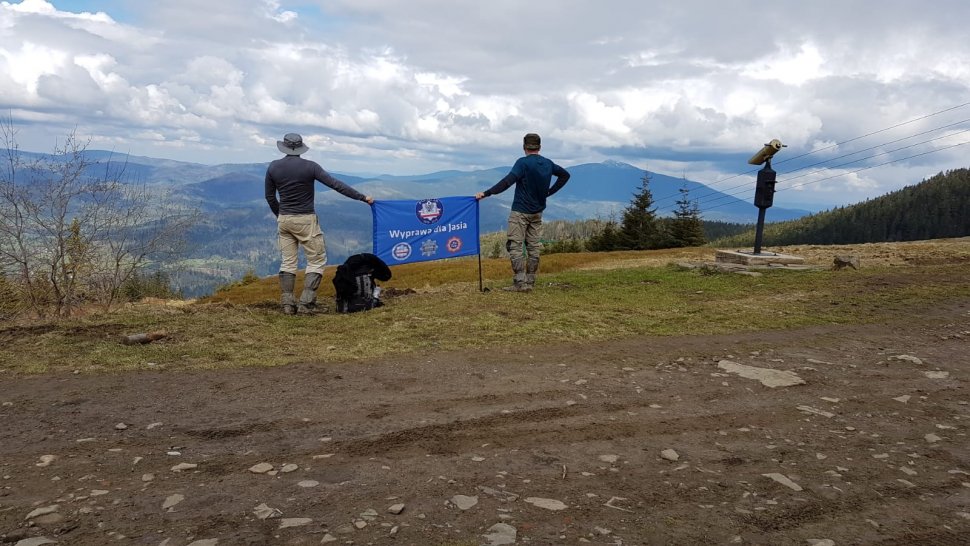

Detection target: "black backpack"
[332, 253, 392, 313]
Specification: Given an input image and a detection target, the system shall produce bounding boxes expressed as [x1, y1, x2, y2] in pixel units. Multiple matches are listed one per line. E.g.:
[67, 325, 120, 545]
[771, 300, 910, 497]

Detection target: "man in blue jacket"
[265, 133, 373, 315]
[476, 133, 570, 292]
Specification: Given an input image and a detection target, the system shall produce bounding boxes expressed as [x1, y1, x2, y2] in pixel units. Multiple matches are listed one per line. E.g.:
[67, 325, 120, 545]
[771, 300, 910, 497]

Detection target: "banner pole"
[478, 252, 484, 292]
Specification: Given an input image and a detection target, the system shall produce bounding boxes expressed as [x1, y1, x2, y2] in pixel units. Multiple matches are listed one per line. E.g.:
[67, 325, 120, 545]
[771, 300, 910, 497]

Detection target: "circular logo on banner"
[446, 236, 463, 253]
[391, 242, 412, 261]
[416, 199, 443, 224]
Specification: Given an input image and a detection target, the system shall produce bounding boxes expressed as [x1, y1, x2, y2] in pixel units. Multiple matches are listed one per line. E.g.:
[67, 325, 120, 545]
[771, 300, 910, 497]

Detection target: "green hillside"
[713, 169, 970, 247]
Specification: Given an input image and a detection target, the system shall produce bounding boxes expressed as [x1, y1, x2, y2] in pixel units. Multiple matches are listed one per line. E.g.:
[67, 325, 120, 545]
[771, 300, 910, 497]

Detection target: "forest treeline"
[710, 168, 970, 247]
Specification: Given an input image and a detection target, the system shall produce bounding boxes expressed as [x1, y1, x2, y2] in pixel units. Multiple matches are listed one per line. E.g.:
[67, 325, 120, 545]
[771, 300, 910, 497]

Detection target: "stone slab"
[715, 249, 805, 266]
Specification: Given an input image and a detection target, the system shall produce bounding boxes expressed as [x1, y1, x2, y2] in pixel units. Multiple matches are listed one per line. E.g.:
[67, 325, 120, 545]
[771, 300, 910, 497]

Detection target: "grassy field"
[2, 243, 969, 375]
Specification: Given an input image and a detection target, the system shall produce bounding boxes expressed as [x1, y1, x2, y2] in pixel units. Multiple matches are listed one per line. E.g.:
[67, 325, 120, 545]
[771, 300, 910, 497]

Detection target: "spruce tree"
[587, 219, 621, 251]
[618, 171, 661, 250]
[669, 185, 706, 247]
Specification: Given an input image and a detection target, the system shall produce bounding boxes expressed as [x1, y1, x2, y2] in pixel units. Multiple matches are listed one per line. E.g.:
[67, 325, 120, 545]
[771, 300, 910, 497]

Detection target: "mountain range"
[9, 150, 813, 296]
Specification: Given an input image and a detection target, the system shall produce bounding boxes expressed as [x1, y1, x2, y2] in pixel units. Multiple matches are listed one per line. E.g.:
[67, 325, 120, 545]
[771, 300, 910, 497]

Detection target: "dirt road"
[1, 303, 969, 545]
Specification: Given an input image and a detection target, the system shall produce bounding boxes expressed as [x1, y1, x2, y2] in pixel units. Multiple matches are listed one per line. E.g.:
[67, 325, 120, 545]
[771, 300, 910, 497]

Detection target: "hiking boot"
[279, 272, 297, 315]
[502, 283, 532, 293]
[296, 302, 327, 315]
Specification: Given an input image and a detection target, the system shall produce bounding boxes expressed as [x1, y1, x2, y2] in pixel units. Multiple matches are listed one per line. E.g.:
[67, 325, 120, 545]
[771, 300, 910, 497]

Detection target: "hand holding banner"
[372, 196, 480, 266]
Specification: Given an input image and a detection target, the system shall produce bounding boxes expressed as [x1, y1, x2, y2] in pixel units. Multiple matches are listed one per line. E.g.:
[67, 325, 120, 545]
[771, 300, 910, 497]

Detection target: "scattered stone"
[90, 489, 109, 496]
[717, 360, 805, 388]
[142, 473, 155, 482]
[925, 433, 942, 443]
[280, 464, 298, 473]
[359, 508, 379, 521]
[35, 455, 57, 467]
[483, 523, 517, 546]
[604, 496, 634, 512]
[162, 494, 185, 510]
[248, 462, 274, 474]
[25, 505, 59, 520]
[471, 456, 486, 462]
[832, 255, 859, 270]
[33, 513, 64, 525]
[762, 473, 803, 491]
[893, 395, 911, 403]
[890, 354, 924, 365]
[186, 540, 218, 546]
[524, 497, 568, 511]
[388, 503, 405, 515]
[598, 454, 619, 464]
[660, 449, 680, 461]
[924, 371, 950, 379]
[170, 463, 197, 472]
[820, 397, 840, 403]
[478, 485, 520, 502]
[279, 518, 313, 529]
[253, 503, 283, 520]
[146, 422, 163, 430]
[807, 540, 835, 546]
[297, 480, 319, 488]
[797, 405, 835, 418]
[450, 495, 479, 510]
[900, 467, 918, 476]
[115, 423, 129, 430]
[320, 534, 337, 543]
[14, 538, 58, 546]
[873, 453, 889, 459]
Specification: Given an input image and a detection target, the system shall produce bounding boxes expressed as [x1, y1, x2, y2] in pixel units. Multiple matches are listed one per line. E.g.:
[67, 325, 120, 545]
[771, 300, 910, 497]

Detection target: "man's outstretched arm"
[476, 172, 518, 200]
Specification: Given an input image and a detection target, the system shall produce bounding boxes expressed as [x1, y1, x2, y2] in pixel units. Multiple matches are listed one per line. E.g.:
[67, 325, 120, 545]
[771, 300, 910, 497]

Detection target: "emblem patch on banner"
[421, 239, 438, 257]
[391, 242, 412, 261]
[416, 199, 443, 224]
[446, 236, 463, 253]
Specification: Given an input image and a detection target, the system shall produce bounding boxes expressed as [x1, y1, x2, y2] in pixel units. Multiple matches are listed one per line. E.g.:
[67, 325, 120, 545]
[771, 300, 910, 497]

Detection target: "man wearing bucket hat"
[265, 133, 374, 315]
[476, 133, 570, 292]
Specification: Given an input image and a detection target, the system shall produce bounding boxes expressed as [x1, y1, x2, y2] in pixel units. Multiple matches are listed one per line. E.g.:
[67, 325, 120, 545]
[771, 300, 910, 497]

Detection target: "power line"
[773, 100, 970, 166]
[656, 121, 970, 212]
[650, 101, 970, 211]
[779, 139, 970, 193]
[699, 139, 970, 213]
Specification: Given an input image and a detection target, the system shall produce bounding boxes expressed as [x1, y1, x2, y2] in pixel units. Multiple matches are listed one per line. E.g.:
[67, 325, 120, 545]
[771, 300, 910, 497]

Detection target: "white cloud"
[0, 0, 966, 207]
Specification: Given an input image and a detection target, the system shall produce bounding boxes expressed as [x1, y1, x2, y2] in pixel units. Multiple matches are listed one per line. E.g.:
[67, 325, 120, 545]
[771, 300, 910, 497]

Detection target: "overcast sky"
[1, 0, 968, 208]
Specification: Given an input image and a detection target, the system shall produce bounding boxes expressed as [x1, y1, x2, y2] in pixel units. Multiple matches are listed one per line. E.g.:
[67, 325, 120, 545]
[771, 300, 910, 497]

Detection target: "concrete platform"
[715, 249, 806, 266]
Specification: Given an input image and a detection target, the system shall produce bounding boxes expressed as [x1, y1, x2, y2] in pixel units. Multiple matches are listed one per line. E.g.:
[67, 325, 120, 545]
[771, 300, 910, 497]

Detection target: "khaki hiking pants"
[507, 211, 542, 285]
[278, 213, 327, 275]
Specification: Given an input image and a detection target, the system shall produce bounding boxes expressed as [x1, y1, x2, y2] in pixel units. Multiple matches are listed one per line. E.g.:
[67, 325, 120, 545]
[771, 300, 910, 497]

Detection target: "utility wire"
[650, 101, 970, 211]
[656, 117, 970, 211]
[693, 126, 970, 210]
[698, 139, 970, 213]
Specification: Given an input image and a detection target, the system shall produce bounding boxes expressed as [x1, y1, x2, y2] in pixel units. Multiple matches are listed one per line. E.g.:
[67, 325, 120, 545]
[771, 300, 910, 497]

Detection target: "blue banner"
[372, 196, 480, 265]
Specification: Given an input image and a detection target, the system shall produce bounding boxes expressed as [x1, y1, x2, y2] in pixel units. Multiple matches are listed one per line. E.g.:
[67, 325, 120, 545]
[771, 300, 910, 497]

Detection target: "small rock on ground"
[483, 523, 517, 545]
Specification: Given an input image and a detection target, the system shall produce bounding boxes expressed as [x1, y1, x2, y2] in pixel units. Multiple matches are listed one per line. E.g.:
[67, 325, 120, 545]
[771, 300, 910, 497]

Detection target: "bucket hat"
[277, 133, 309, 155]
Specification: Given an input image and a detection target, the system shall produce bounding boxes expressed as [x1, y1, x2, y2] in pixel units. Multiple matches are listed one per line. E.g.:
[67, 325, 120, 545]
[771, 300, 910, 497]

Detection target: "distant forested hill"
[712, 169, 970, 247]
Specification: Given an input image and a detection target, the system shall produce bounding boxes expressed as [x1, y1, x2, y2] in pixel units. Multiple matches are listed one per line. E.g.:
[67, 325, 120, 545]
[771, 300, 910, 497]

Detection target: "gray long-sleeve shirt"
[265, 155, 366, 216]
